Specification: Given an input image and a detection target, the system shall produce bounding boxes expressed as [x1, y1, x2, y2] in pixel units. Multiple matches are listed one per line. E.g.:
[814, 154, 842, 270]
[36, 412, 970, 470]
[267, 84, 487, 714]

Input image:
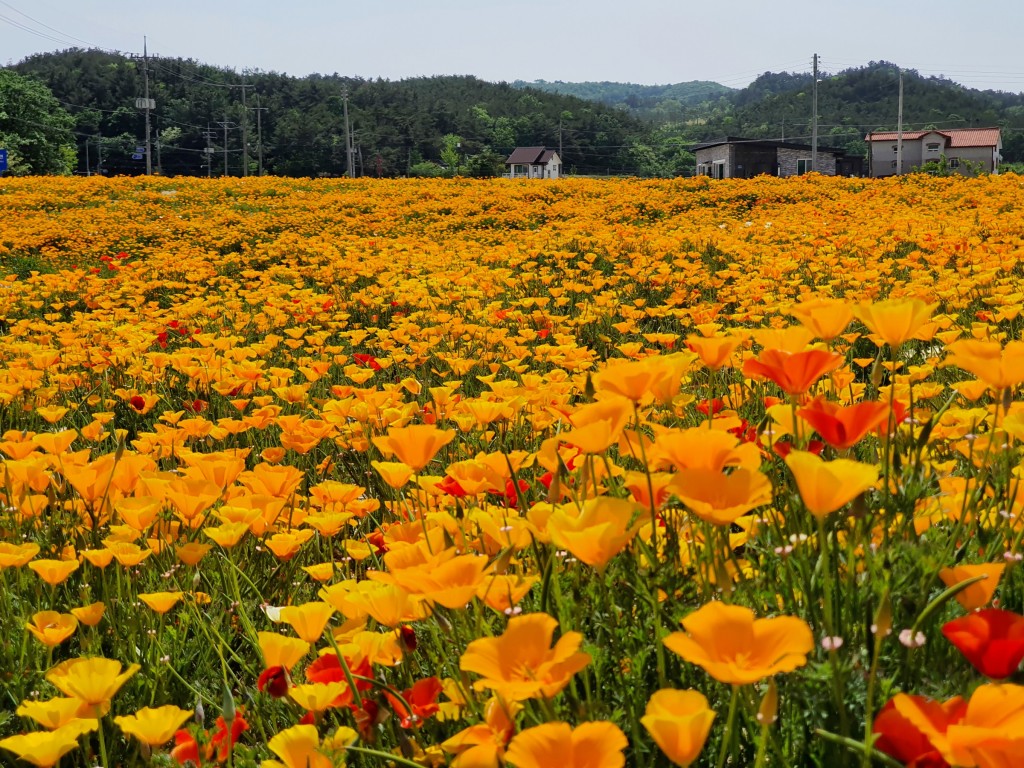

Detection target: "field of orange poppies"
[1, 173, 1024, 767]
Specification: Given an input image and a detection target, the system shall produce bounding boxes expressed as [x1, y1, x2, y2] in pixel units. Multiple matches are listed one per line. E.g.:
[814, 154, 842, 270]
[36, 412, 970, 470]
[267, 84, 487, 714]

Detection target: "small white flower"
[821, 636, 844, 651]
[898, 629, 926, 648]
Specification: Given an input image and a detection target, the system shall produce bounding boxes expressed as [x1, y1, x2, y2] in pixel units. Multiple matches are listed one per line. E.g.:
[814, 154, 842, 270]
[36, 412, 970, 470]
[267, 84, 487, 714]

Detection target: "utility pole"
[131, 38, 156, 175]
[143, 38, 152, 175]
[896, 69, 904, 176]
[811, 53, 819, 172]
[341, 86, 354, 178]
[216, 117, 236, 176]
[252, 94, 267, 176]
[203, 124, 216, 178]
[97, 137, 103, 175]
[240, 78, 249, 177]
[558, 117, 563, 160]
[85, 138, 91, 176]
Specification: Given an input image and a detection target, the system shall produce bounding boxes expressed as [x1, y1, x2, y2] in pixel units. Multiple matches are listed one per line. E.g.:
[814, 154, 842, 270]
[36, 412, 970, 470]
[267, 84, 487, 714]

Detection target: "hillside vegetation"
[6, 51, 1024, 176]
[9, 49, 648, 176]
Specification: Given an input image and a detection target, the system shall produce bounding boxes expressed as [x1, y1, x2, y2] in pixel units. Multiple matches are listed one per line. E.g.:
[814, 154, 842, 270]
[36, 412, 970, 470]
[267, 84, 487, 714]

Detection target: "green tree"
[0, 70, 75, 174]
[464, 147, 505, 178]
[440, 133, 462, 175]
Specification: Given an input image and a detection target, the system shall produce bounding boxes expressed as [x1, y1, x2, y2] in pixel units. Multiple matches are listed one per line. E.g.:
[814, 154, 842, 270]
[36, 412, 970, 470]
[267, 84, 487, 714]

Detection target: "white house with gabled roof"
[505, 147, 562, 179]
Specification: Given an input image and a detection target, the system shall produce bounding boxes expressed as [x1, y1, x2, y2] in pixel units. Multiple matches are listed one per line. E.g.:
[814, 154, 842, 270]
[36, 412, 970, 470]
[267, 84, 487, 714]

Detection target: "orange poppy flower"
[0, 721, 97, 768]
[0, 542, 41, 568]
[26, 611, 78, 647]
[441, 696, 519, 766]
[785, 450, 878, 518]
[743, 348, 843, 396]
[853, 298, 937, 348]
[264, 724, 333, 768]
[663, 602, 813, 685]
[371, 424, 456, 472]
[138, 591, 185, 614]
[459, 612, 590, 701]
[64, 604, 103, 632]
[46, 657, 140, 714]
[504, 721, 628, 768]
[668, 467, 773, 526]
[938, 563, 1005, 611]
[546, 497, 643, 570]
[28, 558, 79, 586]
[641, 689, 716, 767]
[115, 705, 193, 746]
[944, 339, 1024, 391]
[943, 683, 1024, 767]
[686, 334, 742, 371]
[787, 297, 854, 341]
[796, 396, 891, 450]
[278, 602, 335, 643]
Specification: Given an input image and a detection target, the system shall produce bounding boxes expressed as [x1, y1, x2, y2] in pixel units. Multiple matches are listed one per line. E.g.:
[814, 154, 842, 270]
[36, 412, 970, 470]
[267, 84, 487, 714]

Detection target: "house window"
[893, 145, 899, 153]
[514, 164, 527, 175]
[712, 161, 725, 180]
[891, 161, 898, 168]
[796, 159, 811, 175]
[926, 142, 941, 151]
[948, 158, 960, 168]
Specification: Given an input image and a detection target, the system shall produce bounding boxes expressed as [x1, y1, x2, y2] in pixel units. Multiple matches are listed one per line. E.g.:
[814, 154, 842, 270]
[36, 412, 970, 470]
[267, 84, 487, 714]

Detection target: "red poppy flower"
[697, 398, 724, 416]
[728, 418, 760, 445]
[772, 438, 824, 459]
[129, 395, 146, 412]
[798, 396, 891, 450]
[942, 608, 1024, 679]
[438, 475, 469, 497]
[366, 530, 388, 555]
[257, 665, 290, 698]
[210, 712, 248, 761]
[170, 729, 200, 766]
[353, 353, 383, 371]
[385, 676, 443, 729]
[171, 712, 249, 765]
[873, 695, 965, 768]
[306, 653, 373, 704]
[504, 478, 530, 508]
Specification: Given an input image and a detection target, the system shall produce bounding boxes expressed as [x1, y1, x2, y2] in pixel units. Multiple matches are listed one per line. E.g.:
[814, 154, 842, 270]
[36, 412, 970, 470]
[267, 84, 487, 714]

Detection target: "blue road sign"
[131, 153, 144, 161]
[0, 149, 7, 172]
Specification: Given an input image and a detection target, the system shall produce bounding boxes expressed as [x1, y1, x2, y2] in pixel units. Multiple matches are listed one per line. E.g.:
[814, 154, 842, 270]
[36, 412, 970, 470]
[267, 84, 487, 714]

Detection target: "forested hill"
[9, 49, 650, 176]
[515, 65, 1024, 163]
[513, 79, 735, 122]
[709, 64, 1024, 160]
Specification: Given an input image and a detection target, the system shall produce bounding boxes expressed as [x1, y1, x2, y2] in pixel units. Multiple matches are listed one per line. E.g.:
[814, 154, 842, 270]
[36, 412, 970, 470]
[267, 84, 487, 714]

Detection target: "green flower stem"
[715, 684, 740, 768]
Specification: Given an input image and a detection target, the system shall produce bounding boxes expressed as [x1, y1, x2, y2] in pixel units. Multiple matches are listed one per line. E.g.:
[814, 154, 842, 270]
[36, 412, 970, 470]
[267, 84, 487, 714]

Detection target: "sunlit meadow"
[1, 173, 1024, 767]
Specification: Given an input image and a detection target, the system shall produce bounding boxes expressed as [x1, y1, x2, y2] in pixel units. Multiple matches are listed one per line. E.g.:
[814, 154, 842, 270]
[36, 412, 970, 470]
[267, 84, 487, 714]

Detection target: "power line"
[0, 0, 97, 48]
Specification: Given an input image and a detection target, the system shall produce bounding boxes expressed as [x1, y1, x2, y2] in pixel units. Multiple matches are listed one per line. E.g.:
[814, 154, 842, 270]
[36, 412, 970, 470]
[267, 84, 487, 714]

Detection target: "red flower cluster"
[942, 608, 1024, 679]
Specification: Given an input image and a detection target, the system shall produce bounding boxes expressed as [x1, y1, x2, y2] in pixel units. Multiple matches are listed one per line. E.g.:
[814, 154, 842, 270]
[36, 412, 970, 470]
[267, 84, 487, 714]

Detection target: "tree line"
[5, 51, 1024, 177]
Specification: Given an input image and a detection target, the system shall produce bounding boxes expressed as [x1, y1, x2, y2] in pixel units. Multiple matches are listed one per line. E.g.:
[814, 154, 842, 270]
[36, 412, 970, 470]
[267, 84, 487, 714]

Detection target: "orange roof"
[865, 127, 1001, 148]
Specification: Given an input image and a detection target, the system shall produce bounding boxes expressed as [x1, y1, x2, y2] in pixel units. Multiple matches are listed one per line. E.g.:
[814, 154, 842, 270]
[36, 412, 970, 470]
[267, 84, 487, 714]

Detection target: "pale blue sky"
[3, 0, 1024, 93]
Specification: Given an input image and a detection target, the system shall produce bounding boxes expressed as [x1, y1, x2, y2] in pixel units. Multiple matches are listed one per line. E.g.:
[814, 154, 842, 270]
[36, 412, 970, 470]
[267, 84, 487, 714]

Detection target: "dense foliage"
[0, 69, 76, 175]
[8, 49, 648, 177]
